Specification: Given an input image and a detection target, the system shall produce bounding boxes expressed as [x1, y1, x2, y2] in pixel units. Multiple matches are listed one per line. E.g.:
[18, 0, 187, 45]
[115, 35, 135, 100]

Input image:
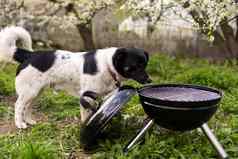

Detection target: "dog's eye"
[124, 66, 130, 71]
[124, 66, 134, 72]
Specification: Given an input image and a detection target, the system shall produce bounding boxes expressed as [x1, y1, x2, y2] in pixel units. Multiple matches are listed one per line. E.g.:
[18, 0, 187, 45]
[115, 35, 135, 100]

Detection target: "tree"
[68, 0, 116, 49]
[120, 0, 238, 57]
[120, 0, 164, 33]
[178, 0, 238, 57]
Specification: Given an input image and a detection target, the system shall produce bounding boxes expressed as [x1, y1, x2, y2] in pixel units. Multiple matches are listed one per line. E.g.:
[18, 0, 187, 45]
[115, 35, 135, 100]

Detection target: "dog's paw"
[16, 122, 28, 129]
[25, 118, 37, 125]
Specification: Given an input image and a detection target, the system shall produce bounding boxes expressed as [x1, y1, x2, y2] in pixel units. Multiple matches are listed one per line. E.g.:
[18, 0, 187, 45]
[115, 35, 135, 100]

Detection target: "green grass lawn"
[0, 54, 238, 159]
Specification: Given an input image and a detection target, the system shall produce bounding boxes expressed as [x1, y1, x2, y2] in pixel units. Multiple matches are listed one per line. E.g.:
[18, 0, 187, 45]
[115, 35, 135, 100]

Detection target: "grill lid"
[80, 86, 136, 148]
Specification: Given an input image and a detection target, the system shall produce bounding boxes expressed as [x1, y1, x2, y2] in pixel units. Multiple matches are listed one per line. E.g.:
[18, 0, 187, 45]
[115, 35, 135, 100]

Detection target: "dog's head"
[112, 48, 152, 84]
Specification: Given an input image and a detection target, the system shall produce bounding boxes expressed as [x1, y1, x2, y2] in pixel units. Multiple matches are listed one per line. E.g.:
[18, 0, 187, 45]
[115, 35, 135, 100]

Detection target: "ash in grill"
[141, 87, 221, 102]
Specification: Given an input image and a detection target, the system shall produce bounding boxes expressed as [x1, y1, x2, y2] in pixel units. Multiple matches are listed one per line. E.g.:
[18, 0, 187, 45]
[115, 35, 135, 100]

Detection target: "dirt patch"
[33, 111, 49, 123]
[0, 120, 16, 135]
[68, 150, 91, 159]
[0, 95, 81, 136]
[0, 95, 17, 106]
[56, 117, 81, 129]
[0, 95, 16, 135]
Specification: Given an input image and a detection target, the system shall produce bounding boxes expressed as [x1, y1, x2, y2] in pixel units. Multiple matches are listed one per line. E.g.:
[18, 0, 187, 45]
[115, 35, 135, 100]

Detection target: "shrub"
[0, 70, 15, 95]
[175, 66, 238, 90]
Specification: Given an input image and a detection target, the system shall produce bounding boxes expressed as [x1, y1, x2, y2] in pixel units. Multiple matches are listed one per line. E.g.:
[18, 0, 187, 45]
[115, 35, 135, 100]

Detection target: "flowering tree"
[2, 0, 237, 56]
[120, 0, 238, 57]
[120, 0, 164, 32]
[68, 0, 116, 49]
[179, 0, 238, 57]
[72, 0, 115, 25]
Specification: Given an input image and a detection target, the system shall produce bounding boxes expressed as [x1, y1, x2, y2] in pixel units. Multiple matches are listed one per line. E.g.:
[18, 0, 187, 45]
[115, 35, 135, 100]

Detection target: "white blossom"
[120, 0, 238, 40]
[121, 0, 163, 25]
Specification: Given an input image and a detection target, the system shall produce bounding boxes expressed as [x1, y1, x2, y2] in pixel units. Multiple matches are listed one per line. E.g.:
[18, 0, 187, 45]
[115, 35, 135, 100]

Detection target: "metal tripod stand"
[124, 120, 229, 159]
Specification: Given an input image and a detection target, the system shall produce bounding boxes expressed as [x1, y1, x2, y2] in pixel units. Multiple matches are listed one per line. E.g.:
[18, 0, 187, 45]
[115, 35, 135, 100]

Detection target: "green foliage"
[146, 54, 190, 82]
[0, 137, 58, 159]
[0, 64, 16, 95]
[36, 90, 80, 121]
[0, 102, 13, 119]
[0, 123, 59, 159]
[10, 141, 58, 159]
[175, 66, 238, 90]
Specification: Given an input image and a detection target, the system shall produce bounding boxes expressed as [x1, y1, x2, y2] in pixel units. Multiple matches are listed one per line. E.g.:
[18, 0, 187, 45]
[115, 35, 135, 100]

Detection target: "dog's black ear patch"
[112, 48, 128, 77]
[114, 48, 127, 61]
[16, 50, 56, 76]
[144, 51, 149, 62]
[13, 48, 32, 63]
[83, 50, 98, 75]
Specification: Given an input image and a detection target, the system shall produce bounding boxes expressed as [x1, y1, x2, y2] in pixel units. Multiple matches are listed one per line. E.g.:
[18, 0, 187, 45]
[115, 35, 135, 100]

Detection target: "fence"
[92, 16, 236, 60]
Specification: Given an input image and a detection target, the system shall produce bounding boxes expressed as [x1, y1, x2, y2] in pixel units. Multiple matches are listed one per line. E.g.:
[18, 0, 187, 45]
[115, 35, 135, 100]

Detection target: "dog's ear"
[144, 50, 149, 62]
[112, 48, 128, 76]
[114, 48, 127, 62]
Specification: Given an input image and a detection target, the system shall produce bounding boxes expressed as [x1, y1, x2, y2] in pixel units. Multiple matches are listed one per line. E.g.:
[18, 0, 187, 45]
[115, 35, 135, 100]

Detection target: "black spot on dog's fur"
[30, 51, 56, 72]
[83, 50, 98, 75]
[15, 49, 56, 75]
[61, 55, 70, 60]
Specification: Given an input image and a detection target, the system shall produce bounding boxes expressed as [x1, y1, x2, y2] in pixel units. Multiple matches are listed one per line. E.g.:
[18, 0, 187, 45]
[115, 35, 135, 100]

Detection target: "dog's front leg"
[80, 91, 99, 123]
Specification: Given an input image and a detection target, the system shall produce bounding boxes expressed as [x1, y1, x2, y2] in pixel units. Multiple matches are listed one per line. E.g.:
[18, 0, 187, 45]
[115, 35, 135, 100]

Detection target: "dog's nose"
[145, 78, 152, 84]
[140, 78, 152, 84]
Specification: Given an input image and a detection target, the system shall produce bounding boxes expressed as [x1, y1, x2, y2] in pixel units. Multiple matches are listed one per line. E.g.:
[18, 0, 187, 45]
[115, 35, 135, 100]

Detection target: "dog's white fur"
[0, 26, 125, 128]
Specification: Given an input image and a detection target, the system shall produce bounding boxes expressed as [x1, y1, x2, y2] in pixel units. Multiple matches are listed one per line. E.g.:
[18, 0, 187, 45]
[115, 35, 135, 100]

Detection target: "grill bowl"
[138, 84, 222, 131]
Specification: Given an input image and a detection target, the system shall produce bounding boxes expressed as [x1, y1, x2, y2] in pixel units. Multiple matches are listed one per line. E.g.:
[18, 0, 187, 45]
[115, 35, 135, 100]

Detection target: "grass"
[0, 54, 238, 158]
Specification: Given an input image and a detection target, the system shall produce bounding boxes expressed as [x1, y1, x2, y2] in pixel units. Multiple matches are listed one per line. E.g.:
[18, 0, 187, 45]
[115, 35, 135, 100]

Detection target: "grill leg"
[200, 123, 229, 159]
[123, 119, 154, 153]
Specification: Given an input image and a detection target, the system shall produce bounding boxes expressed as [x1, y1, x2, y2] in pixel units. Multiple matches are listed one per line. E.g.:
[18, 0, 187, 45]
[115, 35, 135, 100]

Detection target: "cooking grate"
[140, 86, 221, 102]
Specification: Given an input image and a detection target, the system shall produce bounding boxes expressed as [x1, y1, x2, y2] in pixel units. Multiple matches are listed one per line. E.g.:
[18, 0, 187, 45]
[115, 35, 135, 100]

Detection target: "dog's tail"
[0, 26, 33, 63]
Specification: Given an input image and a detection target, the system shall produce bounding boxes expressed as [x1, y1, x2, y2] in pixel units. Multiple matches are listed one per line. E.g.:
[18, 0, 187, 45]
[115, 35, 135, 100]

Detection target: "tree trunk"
[218, 20, 238, 58]
[77, 24, 95, 50]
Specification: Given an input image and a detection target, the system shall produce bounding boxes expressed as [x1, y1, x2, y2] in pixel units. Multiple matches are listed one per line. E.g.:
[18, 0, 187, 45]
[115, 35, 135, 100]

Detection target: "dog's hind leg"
[15, 84, 42, 128]
[15, 92, 40, 128]
[23, 87, 43, 126]
[15, 95, 31, 129]
[24, 100, 37, 125]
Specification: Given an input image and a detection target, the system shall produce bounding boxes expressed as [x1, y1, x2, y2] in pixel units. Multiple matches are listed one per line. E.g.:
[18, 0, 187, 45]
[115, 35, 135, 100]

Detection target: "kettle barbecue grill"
[81, 84, 229, 159]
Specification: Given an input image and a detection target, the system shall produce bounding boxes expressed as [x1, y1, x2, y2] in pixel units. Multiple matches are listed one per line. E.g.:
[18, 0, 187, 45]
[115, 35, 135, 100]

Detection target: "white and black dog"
[0, 26, 151, 129]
